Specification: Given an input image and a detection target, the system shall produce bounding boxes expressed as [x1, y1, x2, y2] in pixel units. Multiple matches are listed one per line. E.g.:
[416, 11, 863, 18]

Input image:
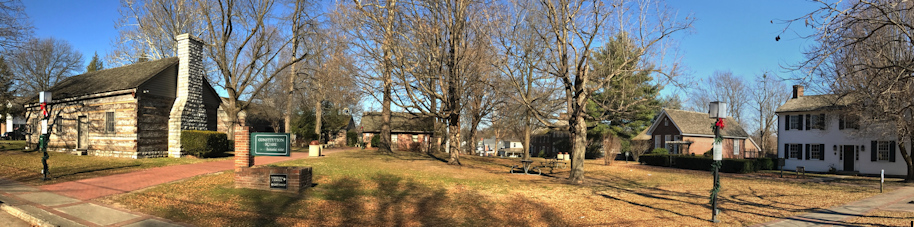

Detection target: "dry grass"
[845, 210, 914, 226]
[0, 143, 230, 185]
[103, 149, 908, 226]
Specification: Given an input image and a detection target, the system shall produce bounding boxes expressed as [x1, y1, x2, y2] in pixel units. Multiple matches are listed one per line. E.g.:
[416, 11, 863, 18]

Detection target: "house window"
[809, 114, 825, 130]
[654, 135, 660, 149]
[877, 141, 891, 161]
[105, 112, 115, 133]
[664, 135, 671, 150]
[789, 115, 800, 130]
[412, 135, 418, 142]
[391, 135, 398, 143]
[673, 135, 681, 154]
[789, 144, 800, 159]
[55, 117, 62, 133]
[664, 118, 668, 126]
[840, 114, 859, 130]
[809, 144, 821, 160]
[733, 139, 740, 155]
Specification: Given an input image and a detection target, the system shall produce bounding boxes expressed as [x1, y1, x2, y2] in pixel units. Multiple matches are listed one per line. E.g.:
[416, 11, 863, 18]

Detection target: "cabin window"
[412, 135, 418, 142]
[105, 112, 115, 133]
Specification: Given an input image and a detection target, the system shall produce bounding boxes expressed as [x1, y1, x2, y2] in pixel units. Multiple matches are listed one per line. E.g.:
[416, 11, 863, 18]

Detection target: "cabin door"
[77, 116, 88, 149]
[843, 145, 855, 171]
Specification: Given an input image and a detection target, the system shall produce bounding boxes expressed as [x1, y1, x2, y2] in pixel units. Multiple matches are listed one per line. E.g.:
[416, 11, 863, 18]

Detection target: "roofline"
[24, 89, 136, 108]
[646, 109, 683, 135]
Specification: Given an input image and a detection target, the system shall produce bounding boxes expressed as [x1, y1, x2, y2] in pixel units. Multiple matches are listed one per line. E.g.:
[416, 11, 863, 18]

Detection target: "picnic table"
[510, 159, 541, 175]
[542, 158, 566, 169]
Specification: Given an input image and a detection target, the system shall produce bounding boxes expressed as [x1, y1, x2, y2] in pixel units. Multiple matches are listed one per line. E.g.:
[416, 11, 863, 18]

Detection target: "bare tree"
[687, 70, 749, 125]
[750, 73, 787, 157]
[521, 0, 691, 184]
[0, 0, 31, 50]
[9, 37, 83, 95]
[787, 0, 914, 182]
[298, 29, 360, 143]
[196, 0, 312, 138]
[110, 0, 204, 66]
[335, 0, 406, 153]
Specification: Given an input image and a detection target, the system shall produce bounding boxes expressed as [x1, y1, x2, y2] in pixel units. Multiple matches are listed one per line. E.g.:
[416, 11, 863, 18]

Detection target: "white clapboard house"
[777, 85, 906, 176]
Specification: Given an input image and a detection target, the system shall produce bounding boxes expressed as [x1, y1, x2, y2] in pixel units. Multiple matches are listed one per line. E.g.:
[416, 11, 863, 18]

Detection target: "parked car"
[1, 131, 24, 140]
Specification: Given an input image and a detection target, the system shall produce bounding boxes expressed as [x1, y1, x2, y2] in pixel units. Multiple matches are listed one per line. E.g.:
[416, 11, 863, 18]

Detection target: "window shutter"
[871, 141, 878, 162]
[799, 144, 804, 159]
[805, 144, 810, 160]
[785, 115, 791, 131]
[819, 144, 825, 160]
[839, 115, 845, 130]
[890, 141, 896, 162]
[805, 114, 811, 130]
[799, 115, 804, 130]
[839, 146, 843, 160]
[819, 114, 825, 129]
[784, 144, 789, 159]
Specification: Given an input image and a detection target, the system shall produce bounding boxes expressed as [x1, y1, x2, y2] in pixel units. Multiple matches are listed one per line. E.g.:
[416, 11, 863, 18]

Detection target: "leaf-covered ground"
[102, 149, 910, 226]
[0, 142, 230, 185]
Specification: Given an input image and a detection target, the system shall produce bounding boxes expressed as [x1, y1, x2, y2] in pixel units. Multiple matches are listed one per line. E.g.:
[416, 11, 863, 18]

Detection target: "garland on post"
[709, 160, 721, 203]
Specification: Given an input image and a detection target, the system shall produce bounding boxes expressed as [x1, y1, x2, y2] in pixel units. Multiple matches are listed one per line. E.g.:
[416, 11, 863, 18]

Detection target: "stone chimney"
[792, 85, 804, 99]
[168, 34, 208, 158]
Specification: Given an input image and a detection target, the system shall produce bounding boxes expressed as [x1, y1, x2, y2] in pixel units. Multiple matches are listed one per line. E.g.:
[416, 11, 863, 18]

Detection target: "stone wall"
[168, 34, 208, 158]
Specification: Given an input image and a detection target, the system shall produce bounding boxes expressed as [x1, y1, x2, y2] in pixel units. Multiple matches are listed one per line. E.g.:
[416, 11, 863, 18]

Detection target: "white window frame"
[789, 144, 800, 159]
[810, 144, 821, 160]
[654, 135, 660, 149]
[664, 135, 671, 150]
[789, 115, 800, 130]
[878, 141, 891, 161]
[412, 135, 418, 142]
[391, 135, 398, 143]
[673, 135, 681, 154]
[733, 139, 740, 155]
[105, 111, 115, 133]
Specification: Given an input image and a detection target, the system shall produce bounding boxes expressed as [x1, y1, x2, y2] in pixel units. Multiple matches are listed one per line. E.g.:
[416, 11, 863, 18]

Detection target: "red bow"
[715, 118, 725, 129]
[40, 103, 47, 117]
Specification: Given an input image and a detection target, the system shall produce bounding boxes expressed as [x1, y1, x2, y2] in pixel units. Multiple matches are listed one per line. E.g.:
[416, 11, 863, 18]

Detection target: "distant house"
[530, 123, 571, 158]
[360, 112, 435, 151]
[2, 98, 27, 137]
[23, 34, 229, 158]
[646, 109, 760, 158]
[328, 115, 356, 146]
[777, 85, 906, 175]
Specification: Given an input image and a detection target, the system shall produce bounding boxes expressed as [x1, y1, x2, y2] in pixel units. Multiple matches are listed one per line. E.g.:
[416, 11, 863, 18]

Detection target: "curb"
[1, 202, 57, 227]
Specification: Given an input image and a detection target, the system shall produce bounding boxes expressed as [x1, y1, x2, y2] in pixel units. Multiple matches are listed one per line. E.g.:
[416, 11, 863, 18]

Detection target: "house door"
[843, 145, 855, 171]
[77, 116, 88, 149]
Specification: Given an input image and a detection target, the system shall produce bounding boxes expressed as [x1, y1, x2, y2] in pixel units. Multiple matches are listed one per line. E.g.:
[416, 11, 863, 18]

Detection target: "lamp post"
[39, 92, 51, 181]
[708, 101, 726, 223]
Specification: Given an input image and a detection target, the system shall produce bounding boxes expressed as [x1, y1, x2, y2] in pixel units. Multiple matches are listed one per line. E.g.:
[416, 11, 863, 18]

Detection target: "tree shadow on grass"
[144, 172, 570, 226]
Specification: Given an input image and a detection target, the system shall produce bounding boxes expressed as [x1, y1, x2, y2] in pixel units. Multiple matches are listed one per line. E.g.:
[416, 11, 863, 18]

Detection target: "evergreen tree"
[86, 52, 104, 72]
[0, 56, 16, 122]
[587, 33, 662, 141]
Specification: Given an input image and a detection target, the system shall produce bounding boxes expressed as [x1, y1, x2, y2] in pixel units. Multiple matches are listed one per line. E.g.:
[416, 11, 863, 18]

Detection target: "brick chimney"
[168, 34, 208, 158]
[792, 85, 804, 99]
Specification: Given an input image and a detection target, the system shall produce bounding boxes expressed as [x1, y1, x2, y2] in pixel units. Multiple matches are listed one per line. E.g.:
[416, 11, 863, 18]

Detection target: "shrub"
[722, 159, 755, 173]
[639, 154, 671, 166]
[754, 158, 775, 171]
[226, 140, 235, 151]
[347, 130, 358, 147]
[651, 148, 669, 155]
[371, 134, 380, 147]
[181, 130, 228, 158]
[673, 155, 714, 171]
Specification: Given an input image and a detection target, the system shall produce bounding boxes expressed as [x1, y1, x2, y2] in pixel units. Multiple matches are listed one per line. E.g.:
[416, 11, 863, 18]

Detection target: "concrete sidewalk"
[0, 149, 333, 226]
[754, 186, 914, 227]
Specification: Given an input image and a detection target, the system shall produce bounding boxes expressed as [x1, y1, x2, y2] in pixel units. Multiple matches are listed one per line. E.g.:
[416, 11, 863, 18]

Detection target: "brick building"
[23, 34, 227, 158]
[360, 112, 435, 151]
[647, 109, 760, 159]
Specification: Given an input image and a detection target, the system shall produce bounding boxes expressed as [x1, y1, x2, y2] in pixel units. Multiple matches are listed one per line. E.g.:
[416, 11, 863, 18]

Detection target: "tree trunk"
[314, 100, 322, 143]
[448, 113, 461, 165]
[523, 110, 531, 160]
[569, 110, 586, 184]
[900, 141, 914, 183]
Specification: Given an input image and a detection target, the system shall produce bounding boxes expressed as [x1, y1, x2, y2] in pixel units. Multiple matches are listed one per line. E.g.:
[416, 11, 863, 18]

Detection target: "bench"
[796, 166, 806, 178]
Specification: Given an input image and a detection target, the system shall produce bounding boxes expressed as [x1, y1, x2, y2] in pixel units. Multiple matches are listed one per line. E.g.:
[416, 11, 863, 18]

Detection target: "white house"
[2, 100, 26, 136]
[777, 85, 906, 175]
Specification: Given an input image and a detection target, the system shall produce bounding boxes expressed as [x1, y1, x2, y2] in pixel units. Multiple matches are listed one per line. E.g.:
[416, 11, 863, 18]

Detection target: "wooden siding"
[138, 64, 178, 98]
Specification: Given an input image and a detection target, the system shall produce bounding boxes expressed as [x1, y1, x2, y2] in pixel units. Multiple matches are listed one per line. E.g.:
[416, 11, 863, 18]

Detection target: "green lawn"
[101, 149, 911, 226]
[0, 141, 231, 185]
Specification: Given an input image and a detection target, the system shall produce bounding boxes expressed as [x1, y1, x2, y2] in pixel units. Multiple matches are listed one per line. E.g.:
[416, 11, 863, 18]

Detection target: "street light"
[708, 101, 726, 223]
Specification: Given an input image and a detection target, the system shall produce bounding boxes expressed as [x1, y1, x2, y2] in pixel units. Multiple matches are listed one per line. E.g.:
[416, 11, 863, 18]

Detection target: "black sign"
[269, 174, 288, 189]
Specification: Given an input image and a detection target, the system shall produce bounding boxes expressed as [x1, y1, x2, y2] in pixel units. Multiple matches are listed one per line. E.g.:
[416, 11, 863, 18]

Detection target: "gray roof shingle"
[659, 109, 750, 138]
[43, 57, 179, 100]
[775, 94, 853, 113]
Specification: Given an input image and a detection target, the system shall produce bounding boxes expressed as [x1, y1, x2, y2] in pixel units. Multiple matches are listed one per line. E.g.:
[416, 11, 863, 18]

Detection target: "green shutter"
[784, 144, 789, 159]
[871, 141, 878, 162]
[819, 144, 825, 160]
[805, 114, 810, 130]
[799, 115, 804, 130]
[890, 141, 896, 162]
[785, 115, 791, 131]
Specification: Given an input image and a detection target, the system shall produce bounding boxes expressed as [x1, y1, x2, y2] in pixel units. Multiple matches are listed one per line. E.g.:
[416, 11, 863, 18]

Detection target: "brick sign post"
[234, 119, 311, 193]
[234, 123, 253, 171]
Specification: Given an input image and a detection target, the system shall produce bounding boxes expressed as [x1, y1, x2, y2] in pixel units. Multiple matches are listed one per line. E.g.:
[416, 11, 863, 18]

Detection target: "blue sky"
[22, 0, 822, 98]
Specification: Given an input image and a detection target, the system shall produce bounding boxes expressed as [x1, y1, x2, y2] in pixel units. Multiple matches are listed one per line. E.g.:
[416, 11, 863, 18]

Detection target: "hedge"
[639, 154, 772, 173]
[181, 130, 229, 158]
[347, 131, 358, 147]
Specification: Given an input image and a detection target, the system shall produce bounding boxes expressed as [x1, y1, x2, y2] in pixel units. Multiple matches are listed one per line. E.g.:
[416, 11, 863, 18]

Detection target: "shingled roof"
[42, 57, 179, 101]
[361, 112, 435, 133]
[775, 94, 855, 113]
[651, 109, 750, 138]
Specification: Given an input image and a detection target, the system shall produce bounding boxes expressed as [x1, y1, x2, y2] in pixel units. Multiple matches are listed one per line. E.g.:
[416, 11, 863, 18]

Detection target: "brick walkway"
[0, 148, 342, 226]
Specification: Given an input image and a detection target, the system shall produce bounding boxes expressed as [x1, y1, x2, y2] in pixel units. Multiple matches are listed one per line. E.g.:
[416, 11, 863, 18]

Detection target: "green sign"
[251, 133, 290, 156]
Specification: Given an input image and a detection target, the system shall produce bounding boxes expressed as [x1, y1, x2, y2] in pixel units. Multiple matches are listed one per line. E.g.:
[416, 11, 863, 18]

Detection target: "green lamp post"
[709, 101, 726, 223]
